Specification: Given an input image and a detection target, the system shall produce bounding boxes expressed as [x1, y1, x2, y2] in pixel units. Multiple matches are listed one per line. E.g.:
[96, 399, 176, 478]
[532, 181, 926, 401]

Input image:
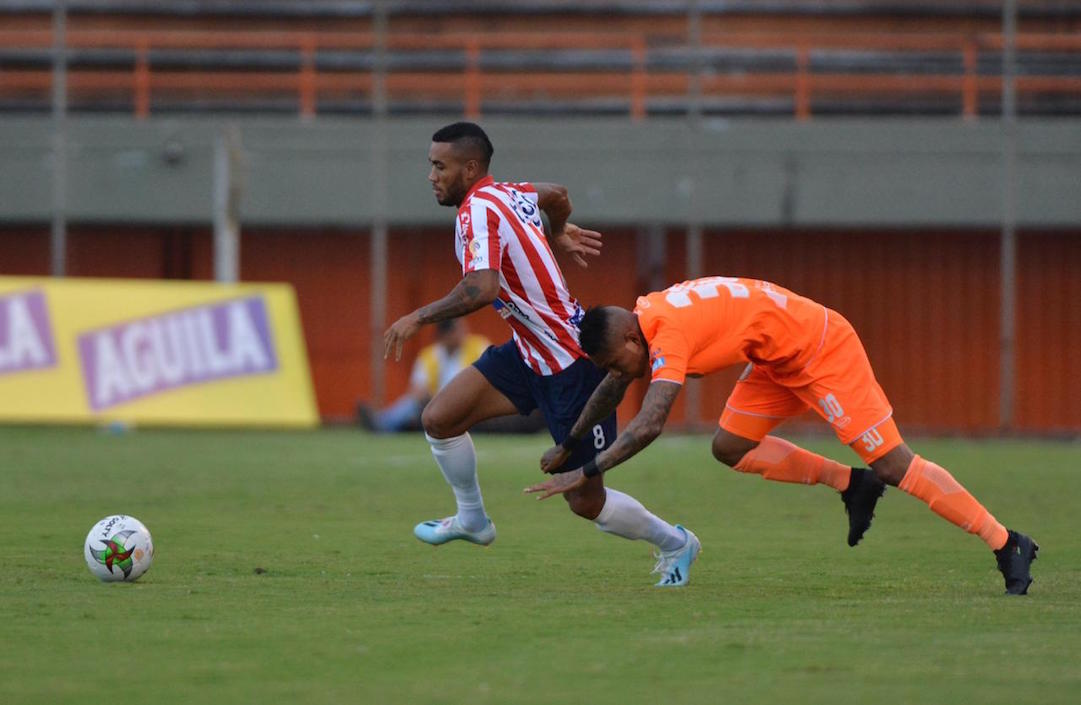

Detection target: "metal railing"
[2, 28, 1080, 118]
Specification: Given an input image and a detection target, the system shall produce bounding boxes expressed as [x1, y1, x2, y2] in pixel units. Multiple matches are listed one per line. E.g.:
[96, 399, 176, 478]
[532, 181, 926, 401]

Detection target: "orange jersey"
[634, 277, 827, 384]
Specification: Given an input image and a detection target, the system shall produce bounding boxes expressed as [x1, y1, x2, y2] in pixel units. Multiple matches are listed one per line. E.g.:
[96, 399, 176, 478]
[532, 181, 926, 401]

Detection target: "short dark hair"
[432, 122, 494, 166]
[578, 307, 615, 358]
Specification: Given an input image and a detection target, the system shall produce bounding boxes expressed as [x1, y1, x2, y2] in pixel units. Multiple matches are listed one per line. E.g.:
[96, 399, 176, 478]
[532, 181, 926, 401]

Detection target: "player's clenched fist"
[539, 444, 571, 474]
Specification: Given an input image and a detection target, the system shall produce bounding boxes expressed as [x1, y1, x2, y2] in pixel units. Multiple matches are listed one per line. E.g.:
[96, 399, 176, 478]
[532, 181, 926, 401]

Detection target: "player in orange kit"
[526, 276, 1038, 595]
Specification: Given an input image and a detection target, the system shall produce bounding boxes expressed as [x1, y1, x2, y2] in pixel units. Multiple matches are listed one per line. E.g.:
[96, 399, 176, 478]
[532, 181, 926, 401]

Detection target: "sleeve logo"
[650, 348, 666, 372]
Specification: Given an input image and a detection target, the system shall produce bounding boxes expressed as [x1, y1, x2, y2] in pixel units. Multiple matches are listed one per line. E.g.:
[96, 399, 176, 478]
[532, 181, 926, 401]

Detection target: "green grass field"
[1, 426, 1078, 705]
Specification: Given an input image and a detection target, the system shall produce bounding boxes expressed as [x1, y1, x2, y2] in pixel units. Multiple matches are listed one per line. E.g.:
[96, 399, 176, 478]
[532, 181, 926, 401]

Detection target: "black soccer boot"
[840, 467, 886, 547]
[994, 530, 1039, 595]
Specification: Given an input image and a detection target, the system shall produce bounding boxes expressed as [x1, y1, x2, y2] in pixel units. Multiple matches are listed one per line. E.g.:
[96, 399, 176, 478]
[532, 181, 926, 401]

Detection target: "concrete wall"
[3, 116, 1081, 228]
[3, 116, 1080, 433]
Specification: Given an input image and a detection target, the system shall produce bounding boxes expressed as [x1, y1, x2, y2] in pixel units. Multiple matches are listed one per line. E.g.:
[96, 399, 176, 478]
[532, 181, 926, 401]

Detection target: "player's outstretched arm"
[540, 372, 631, 473]
[534, 182, 602, 269]
[527, 380, 682, 500]
[383, 269, 499, 361]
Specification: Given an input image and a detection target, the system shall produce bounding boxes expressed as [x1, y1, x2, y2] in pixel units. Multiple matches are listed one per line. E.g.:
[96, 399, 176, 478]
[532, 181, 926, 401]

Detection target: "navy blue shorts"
[472, 339, 616, 472]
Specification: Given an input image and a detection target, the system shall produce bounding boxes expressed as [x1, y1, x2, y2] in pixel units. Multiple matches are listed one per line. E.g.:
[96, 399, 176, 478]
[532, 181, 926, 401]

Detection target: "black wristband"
[561, 435, 582, 451]
[581, 459, 601, 478]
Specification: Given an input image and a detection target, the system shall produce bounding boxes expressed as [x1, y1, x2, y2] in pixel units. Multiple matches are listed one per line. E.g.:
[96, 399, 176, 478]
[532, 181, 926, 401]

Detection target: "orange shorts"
[719, 310, 903, 464]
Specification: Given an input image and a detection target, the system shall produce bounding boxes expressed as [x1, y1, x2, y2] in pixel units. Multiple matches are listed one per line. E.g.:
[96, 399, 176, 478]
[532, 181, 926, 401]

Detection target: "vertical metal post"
[683, 0, 704, 428]
[299, 33, 317, 120]
[636, 224, 667, 299]
[685, 227, 703, 281]
[464, 40, 481, 120]
[682, 221, 703, 431]
[134, 39, 150, 119]
[687, 0, 703, 125]
[630, 35, 647, 122]
[213, 126, 244, 283]
[795, 46, 811, 121]
[369, 0, 390, 407]
[999, 0, 1018, 430]
[50, 0, 68, 277]
[961, 37, 978, 120]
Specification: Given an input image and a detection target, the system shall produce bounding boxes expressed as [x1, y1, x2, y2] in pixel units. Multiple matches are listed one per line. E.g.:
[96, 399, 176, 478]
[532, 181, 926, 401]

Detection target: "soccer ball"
[84, 515, 154, 582]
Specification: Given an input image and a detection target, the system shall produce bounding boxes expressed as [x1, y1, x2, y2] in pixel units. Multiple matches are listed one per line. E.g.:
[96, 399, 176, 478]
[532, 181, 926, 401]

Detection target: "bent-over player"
[528, 276, 1038, 595]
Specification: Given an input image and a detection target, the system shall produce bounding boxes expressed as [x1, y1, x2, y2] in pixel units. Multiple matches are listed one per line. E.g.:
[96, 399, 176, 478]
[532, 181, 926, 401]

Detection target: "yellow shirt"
[414, 334, 491, 396]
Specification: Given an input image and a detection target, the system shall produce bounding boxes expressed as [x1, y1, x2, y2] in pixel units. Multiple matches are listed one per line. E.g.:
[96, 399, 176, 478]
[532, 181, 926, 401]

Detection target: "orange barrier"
[1, 28, 1079, 119]
[3, 225, 1080, 433]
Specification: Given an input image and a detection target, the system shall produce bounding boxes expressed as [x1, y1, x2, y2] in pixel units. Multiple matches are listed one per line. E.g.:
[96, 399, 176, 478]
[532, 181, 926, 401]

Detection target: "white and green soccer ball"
[84, 515, 154, 582]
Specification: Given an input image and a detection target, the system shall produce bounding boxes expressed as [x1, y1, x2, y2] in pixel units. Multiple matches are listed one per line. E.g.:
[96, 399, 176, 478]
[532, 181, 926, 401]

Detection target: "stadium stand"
[2, 0, 1080, 118]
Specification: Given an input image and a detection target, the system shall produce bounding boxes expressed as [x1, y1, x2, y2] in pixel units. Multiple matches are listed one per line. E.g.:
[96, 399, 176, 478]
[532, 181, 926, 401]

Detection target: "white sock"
[425, 432, 487, 532]
[594, 488, 686, 552]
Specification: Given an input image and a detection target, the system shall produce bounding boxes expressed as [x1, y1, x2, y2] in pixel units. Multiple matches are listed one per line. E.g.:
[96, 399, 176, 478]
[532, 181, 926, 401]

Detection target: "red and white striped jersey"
[454, 176, 585, 375]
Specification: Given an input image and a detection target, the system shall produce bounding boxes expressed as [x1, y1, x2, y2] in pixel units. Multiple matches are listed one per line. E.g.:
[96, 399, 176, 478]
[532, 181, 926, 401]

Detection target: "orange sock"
[733, 436, 851, 491]
[898, 455, 1009, 550]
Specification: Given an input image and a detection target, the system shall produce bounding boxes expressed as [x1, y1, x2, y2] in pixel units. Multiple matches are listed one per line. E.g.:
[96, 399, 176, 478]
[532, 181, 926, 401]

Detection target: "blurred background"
[1, 0, 1079, 434]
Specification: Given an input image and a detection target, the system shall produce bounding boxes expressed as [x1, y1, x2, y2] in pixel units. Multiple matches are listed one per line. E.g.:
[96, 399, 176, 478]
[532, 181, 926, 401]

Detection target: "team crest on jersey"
[469, 240, 482, 255]
[568, 304, 584, 328]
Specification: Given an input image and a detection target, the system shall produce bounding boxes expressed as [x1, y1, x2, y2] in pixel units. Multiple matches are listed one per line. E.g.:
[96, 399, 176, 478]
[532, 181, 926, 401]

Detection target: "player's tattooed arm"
[569, 373, 631, 441]
[528, 381, 681, 500]
[383, 270, 498, 361]
[593, 381, 681, 473]
[416, 269, 499, 324]
[534, 182, 602, 269]
[539, 373, 631, 473]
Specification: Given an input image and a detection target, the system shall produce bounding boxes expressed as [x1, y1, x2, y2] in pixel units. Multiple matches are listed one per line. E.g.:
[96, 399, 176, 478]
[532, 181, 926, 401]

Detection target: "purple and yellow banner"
[0, 276, 317, 427]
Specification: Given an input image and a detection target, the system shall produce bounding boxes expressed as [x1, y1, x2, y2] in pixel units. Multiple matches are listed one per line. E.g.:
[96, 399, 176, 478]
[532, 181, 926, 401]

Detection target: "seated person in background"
[359, 319, 489, 432]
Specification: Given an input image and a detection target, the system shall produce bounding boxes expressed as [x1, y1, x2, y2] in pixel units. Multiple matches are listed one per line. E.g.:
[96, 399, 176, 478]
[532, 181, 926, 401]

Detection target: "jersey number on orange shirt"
[663, 276, 788, 310]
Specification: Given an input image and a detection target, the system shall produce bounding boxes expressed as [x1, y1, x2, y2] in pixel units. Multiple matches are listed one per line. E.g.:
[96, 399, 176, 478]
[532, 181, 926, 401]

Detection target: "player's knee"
[869, 443, 914, 487]
[564, 486, 605, 521]
[711, 435, 752, 468]
[420, 402, 454, 439]
[872, 463, 905, 487]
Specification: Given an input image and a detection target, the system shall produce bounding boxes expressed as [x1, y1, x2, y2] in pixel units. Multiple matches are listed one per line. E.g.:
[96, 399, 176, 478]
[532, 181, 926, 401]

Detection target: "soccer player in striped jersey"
[383, 122, 698, 587]
[526, 276, 1038, 595]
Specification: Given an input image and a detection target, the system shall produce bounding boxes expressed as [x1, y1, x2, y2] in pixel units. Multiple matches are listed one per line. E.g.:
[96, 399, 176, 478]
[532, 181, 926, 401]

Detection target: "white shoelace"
[652, 550, 677, 576]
